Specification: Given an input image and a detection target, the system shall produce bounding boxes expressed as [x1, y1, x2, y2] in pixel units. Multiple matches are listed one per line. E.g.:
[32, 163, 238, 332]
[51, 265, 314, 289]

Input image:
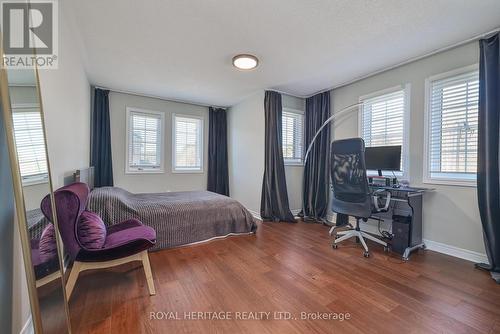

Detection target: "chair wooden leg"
[66, 261, 82, 299]
[141, 250, 156, 295]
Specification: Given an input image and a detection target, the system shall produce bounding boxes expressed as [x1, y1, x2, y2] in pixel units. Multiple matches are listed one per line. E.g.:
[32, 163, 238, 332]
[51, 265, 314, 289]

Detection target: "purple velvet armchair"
[41, 182, 157, 298]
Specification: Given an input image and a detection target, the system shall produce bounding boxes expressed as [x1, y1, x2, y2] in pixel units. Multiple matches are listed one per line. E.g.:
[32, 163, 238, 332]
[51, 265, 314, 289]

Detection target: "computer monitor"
[365, 145, 401, 176]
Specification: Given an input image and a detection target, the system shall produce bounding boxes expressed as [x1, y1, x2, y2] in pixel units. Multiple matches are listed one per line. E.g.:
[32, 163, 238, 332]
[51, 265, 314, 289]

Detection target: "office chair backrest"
[330, 138, 372, 218]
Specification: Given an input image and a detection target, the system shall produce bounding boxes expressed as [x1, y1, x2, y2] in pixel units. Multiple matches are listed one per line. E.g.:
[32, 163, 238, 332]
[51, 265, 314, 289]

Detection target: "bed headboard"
[74, 167, 95, 190]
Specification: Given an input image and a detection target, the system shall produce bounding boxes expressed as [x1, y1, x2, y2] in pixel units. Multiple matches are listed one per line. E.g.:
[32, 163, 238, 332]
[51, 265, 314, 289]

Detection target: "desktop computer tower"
[391, 215, 411, 255]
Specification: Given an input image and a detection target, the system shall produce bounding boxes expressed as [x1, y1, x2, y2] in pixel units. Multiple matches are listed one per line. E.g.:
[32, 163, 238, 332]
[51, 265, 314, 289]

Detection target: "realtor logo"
[1, 0, 58, 68]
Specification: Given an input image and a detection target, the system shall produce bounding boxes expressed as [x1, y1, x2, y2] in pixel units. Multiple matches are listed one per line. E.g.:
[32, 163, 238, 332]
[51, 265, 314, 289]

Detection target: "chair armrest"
[372, 189, 391, 212]
[106, 219, 143, 234]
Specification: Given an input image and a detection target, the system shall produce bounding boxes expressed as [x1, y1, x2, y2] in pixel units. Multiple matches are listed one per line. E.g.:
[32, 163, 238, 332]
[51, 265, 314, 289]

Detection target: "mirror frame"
[0, 33, 71, 333]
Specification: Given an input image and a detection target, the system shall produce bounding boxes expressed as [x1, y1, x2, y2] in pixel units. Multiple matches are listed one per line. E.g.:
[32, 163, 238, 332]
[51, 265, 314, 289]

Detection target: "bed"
[87, 187, 257, 251]
[76, 168, 257, 251]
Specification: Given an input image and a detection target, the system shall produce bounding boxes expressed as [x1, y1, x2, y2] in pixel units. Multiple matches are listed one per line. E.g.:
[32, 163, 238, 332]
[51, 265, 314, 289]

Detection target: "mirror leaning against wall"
[0, 32, 71, 333]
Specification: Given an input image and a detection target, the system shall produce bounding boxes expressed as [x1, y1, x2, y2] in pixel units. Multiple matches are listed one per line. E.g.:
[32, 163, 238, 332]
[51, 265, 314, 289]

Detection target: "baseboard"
[247, 209, 262, 221]
[423, 239, 489, 264]
[20, 316, 34, 334]
[330, 212, 489, 264]
[253, 208, 489, 264]
[246, 208, 302, 221]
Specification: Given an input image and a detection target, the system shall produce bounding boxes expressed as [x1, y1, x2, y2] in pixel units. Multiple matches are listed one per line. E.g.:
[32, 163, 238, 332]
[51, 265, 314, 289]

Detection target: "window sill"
[284, 162, 304, 167]
[172, 169, 204, 174]
[22, 179, 49, 187]
[422, 178, 476, 188]
[125, 169, 164, 175]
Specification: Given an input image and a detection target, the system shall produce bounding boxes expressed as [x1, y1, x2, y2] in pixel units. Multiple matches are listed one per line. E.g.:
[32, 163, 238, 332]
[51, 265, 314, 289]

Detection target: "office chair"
[330, 138, 390, 257]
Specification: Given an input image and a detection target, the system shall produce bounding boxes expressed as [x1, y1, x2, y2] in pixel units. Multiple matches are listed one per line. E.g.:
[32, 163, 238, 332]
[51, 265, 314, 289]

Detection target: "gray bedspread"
[87, 187, 257, 251]
[27, 208, 50, 240]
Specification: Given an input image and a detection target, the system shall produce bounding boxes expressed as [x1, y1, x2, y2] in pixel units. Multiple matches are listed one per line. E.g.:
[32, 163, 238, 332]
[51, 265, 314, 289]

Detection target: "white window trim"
[11, 102, 49, 186]
[125, 107, 165, 174]
[358, 84, 411, 181]
[283, 107, 305, 167]
[423, 64, 479, 187]
[22, 174, 49, 187]
[172, 113, 204, 173]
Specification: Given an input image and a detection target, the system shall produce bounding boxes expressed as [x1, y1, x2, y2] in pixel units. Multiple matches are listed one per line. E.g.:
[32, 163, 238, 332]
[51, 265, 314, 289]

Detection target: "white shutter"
[128, 110, 163, 171]
[428, 70, 478, 181]
[282, 110, 304, 164]
[173, 115, 203, 171]
[12, 107, 48, 183]
[360, 88, 406, 173]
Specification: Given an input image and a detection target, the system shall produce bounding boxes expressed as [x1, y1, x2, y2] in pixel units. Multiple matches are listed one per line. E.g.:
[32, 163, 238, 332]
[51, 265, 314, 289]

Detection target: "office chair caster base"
[363, 251, 370, 258]
[383, 246, 390, 252]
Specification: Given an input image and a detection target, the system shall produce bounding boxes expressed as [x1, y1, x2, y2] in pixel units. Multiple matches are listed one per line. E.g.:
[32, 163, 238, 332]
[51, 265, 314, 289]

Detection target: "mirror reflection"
[7, 68, 69, 333]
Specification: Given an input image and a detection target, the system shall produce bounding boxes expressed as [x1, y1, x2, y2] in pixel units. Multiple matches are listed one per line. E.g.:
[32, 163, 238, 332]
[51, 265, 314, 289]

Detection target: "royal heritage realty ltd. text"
[150, 311, 352, 321]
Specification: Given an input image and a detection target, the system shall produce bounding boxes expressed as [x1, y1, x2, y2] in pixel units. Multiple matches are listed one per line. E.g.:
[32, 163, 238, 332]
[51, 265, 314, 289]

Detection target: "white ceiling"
[68, 0, 500, 107]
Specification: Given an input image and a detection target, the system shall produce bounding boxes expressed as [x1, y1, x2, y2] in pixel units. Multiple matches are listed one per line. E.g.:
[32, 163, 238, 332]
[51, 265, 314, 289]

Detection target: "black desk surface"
[369, 185, 434, 193]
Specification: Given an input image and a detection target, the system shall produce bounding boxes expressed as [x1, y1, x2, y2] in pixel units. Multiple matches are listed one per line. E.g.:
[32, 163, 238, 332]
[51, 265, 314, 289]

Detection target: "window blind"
[128, 111, 162, 170]
[282, 110, 304, 163]
[174, 115, 202, 171]
[12, 108, 48, 182]
[360, 89, 406, 172]
[428, 70, 479, 180]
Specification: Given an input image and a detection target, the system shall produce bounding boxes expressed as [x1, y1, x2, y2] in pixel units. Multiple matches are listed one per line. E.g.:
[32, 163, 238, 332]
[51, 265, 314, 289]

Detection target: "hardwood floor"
[68, 221, 500, 334]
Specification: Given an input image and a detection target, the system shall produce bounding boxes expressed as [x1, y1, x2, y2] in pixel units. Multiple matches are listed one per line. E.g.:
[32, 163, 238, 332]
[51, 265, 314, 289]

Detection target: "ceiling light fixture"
[232, 54, 259, 70]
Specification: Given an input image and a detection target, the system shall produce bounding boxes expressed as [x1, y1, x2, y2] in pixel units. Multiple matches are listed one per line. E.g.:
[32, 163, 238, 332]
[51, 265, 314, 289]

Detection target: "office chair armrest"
[372, 189, 391, 212]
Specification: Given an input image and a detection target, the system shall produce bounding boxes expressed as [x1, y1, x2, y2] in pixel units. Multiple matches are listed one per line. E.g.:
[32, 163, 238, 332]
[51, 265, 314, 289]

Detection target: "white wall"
[109, 92, 209, 193]
[39, 14, 91, 188]
[228, 91, 265, 215]
[330, 42, 485, 255]
[228, 91, 305, 216]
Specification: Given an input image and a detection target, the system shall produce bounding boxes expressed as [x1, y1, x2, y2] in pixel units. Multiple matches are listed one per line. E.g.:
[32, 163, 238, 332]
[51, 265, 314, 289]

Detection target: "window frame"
[282, 107, 305, 166]
[358, 84, 411, 181]
[11, 102, 49, 186]
[125, 107, 165, 174]
[423, 64, 479, 187]
[172, 113, 204, 173]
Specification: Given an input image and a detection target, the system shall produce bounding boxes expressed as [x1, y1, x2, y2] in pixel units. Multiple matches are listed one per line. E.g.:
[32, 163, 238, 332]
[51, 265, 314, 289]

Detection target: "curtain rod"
[92, 85, 228, 109]
[301, 27, 500, 98]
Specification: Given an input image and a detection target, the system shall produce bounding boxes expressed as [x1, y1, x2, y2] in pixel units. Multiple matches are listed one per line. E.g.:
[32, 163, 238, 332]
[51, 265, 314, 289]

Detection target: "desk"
[369, 185, 433, 261]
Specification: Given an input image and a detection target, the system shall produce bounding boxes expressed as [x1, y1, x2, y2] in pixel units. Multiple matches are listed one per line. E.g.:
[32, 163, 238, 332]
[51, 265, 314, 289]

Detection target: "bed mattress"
[87, 187, 257, 251]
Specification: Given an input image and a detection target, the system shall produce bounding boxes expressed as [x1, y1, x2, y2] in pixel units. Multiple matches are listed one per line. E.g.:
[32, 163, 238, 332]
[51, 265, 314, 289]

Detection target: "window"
[126, 108, 164, 173]
[282, 109, 304, 164]
[425, 66, 479, 185]
[360, 86, 408, 177]
[173, 114, 203, 172]
[12, 105, 48, 185]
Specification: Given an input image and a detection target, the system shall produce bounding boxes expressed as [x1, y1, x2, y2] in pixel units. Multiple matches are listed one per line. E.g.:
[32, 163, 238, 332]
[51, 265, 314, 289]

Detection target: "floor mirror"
[0, 50, 71, 334]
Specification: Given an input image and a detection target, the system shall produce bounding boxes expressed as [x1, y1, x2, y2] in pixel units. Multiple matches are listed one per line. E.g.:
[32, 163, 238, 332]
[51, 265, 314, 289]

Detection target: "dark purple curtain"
[207, 107, 229, 196]
[91, 88, 113, 187]
[302, 91, 331, 221]
[477, 32, 500, 282]
[260, 91, 295, 222]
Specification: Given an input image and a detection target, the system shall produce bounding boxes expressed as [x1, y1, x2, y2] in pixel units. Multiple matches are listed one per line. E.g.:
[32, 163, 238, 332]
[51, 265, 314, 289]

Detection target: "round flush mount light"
[232, 54, 259, 70]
